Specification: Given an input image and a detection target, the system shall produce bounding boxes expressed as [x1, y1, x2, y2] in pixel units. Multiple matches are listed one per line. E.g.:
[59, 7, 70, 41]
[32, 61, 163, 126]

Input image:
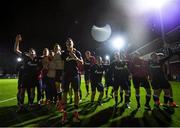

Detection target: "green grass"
[0, 78, 180, 127]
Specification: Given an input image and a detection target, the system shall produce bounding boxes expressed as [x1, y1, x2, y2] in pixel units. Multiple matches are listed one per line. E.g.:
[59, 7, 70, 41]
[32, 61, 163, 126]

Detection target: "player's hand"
[69, 52, 78, 59]
[15, 34, 22, 42]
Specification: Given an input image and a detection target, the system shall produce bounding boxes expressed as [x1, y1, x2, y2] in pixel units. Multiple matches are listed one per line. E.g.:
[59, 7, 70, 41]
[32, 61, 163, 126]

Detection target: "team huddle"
[14, 34, 178, 124]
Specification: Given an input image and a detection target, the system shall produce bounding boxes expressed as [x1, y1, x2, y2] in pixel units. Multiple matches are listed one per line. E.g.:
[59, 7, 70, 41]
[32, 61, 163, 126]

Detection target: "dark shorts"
[55, 70, 63, 82]
[21, 74, 38, 88]
[105, 78, 114, 87]
[62, 74, 80, 92]
[105, 74, 113, 87]
[114, 78, 130, 91]
[41, 76, 49, 89]
[132, 76, 150, 89]
[127, 79, 131, 87]
[84, 71, 91, 81]
[91, 81, 104, 92]
[151, 78, 170, 90]
[18, 76, 23, 89]
[46, 77, 56, 100]
[79, 74, 81, 87]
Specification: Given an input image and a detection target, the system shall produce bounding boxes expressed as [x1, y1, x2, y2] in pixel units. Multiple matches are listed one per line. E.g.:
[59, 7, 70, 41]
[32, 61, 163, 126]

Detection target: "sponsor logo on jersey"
[66, 56, 76, 61]
[95, 70, 103, 74]
[135, 65, 141, 68]
[115, 66, 124, 70]
[150, 65, 161, 68]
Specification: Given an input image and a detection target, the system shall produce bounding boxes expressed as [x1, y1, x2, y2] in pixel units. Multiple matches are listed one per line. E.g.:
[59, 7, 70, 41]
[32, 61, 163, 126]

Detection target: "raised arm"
[14, 34, 22, 56]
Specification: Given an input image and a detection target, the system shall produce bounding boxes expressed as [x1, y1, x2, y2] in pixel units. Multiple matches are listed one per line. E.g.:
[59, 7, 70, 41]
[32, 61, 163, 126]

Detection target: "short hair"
[29, 48, 35, 52]
[150, 52, 157, 57]
[68, 37, 73, 41]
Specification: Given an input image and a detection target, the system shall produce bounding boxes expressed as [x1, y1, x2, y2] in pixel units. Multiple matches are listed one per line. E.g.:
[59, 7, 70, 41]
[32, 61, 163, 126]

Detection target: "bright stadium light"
[105, 55, 110, 60]
[152, 0, 169, 9]
[112, 36, 125, 50]
[17, 57, 22, 62]
[136, 0, 170, 10]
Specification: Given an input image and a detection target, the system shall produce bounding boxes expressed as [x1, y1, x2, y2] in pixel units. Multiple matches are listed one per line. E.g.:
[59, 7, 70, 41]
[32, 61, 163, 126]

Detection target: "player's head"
[151, 52, 158, 61]
[96, 56, 103, 65]
[49, 50, 54, 60]
[133, 52, 141, 59]
[119, 51, 126, 60]
[66, 38, 74, 50]
[85, 50, 91, 59]
[54, 43, 61, 53]
[29, 48, 36, 58]
[43, 48, 49, 56]
[104, 59, 110, 64]
[114, 51, 120, 61]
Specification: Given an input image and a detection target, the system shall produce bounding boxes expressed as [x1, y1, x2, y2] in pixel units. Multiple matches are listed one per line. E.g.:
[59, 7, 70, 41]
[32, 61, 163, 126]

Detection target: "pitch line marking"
[0, 97, 16, 103]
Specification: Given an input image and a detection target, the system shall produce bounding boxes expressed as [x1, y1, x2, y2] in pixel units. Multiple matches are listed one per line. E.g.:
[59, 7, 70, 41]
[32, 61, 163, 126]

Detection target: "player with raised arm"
[14, 34, 40, 111]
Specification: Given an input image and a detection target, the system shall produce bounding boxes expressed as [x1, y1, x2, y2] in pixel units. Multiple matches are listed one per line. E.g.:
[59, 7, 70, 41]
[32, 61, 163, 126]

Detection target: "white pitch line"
[0, 97, 16, 103]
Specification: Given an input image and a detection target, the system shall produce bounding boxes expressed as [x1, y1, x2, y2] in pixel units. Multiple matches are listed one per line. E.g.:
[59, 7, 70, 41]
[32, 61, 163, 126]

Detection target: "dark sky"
[0, 0, 180, 56]
[1, 0, 114, 54]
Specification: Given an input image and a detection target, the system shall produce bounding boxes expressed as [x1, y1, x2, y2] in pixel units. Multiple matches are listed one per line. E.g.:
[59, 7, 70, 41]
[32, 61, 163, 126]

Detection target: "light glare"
[105, 55, 110, 60]
[17, 57, 22, 62]
[136, 0, 170, 10]
[112, 37, 125, 50]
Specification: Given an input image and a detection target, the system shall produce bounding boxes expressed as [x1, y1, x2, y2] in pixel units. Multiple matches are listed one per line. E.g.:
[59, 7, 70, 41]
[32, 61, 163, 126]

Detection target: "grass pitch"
[0, 78, 180, 127]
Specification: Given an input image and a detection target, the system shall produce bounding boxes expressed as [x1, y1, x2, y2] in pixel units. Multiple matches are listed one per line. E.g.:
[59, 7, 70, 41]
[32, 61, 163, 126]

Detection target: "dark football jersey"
[62, 50, 82, 76]
[90, 64, 104, 83]
[110, 60, 129, 80]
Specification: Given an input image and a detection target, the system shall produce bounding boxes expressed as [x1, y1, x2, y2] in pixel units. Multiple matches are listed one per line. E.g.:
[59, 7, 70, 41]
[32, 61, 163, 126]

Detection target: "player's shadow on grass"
[110, 108, 173, 127]
[150, 108, 173, 126]
[79, 102, 98, 115]
[0, 104, 175, 127]
[81, 106, 114, 127]
[112, 104, 127, 118]
[66, 101, 92, 113]
[0, 104, 55, 126]
[102, 97, 111, 103]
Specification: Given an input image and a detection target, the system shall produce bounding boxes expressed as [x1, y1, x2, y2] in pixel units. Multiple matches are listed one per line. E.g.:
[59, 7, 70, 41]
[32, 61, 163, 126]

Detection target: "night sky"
[0, 0, 180, 56]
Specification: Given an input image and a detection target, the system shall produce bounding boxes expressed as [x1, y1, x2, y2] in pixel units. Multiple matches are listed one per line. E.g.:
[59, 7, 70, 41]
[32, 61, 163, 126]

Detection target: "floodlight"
[17, 57, 22, 62]
[105, 55, 110, 60]
[136, 0, 170, 10]
[112, 37, 125, 50]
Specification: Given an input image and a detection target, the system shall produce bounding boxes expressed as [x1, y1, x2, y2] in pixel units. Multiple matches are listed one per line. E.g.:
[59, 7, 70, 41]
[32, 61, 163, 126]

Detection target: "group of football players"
[14, 34, 178, 124]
